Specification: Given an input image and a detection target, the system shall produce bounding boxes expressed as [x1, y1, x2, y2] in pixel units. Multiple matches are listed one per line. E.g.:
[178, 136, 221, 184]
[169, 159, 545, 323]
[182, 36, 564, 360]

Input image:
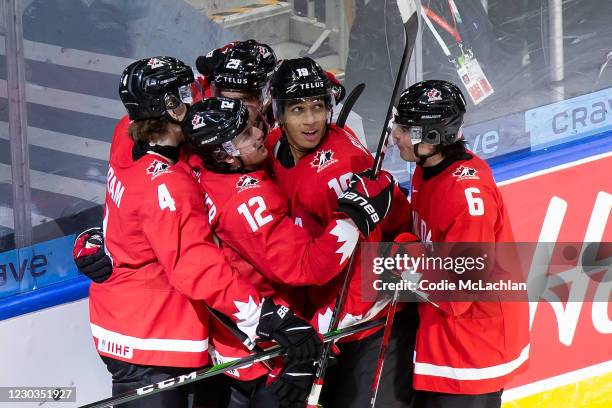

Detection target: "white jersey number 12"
[237, 196, 273, 232]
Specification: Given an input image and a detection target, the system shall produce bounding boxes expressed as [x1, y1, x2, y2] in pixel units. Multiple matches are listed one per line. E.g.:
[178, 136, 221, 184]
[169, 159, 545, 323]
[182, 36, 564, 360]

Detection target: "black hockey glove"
[268, 361, 315, 407]
[72, 227, 112, 284]
[256, 298, 322, 362]
[336, 169, 395, 236]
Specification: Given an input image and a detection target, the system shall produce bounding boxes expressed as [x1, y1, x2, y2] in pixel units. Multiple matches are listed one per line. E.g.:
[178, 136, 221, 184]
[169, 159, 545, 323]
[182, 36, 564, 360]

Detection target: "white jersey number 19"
[328, 172, 353, 198]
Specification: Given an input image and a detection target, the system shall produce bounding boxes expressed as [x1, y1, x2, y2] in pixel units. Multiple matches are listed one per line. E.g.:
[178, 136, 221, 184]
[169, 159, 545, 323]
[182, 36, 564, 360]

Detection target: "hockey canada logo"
[426, 88, 442, 102]
[310, 150, 338, 173]
[258, 45, 271, 58]
[236, 175, 260, 192]
[146, 160, 172, 179]
[452, 166, 479, 181]
[191, 114, 205, 130]
[147, 58, 165, 69]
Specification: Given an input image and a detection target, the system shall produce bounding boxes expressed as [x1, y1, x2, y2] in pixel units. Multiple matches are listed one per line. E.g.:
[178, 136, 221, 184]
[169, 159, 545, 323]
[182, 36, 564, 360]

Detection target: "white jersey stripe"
[90, 323, 208, 353]
[414, 345, 530, 380]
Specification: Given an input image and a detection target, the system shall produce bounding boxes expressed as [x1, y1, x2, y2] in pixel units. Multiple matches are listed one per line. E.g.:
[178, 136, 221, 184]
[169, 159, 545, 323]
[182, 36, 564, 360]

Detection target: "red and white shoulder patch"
[310, 149, 338, 173]
[452, 165, 479, 181]
[146, 159, 172, 180]
[236, 175, 261, 192]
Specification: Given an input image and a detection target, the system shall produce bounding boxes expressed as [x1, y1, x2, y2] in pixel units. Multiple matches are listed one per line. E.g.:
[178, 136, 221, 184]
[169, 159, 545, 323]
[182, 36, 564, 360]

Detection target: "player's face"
[234, 125, 267, 169]
[219, 89, 263, 127]
[391, 124, 435, 162]
[282, 97, 328, 151]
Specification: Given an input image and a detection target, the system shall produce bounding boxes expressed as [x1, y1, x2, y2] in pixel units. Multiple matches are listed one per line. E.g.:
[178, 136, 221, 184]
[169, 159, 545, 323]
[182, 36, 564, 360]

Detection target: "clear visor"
[221, 126, 265, 157]
[213, 84, 266, 105]
[272, 93, 335, 121]
[163, 85, 193, 110]
[392, 123, 423, 145]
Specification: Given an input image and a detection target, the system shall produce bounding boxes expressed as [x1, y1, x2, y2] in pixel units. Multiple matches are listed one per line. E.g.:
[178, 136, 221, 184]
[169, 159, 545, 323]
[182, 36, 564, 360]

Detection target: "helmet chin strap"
[134, 141, 181, 163]
[414, 142, 438, 167]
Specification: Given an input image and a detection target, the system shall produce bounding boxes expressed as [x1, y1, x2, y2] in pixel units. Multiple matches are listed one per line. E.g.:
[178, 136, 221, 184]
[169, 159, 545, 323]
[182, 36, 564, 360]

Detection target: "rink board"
[499, 152, 612, 405]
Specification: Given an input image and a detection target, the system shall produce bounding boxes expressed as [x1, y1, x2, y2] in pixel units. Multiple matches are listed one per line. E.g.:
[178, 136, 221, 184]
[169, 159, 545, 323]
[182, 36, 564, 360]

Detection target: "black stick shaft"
[336, 83, 366, 128]
[79, 319, 385, 408]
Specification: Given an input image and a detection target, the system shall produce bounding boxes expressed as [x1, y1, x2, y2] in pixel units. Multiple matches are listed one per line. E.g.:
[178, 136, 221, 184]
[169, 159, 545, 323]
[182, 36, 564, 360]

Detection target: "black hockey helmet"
[210, 40, 277, 92]
[394, 80, 466, 146]
[182, 97, 249, 155]
[118, 56, 194, 121]
[270, 57, 335, 120]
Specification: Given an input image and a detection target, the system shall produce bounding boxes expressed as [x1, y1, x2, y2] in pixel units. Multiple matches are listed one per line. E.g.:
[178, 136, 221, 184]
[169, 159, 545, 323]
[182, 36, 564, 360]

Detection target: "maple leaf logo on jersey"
[236, 175, 260, 192]
[452, 166, 479, 181]
[233, 296, 261, 344]
[426, 88, 442, 102]
[146, 160, 171, 179]
[191, 113, 205, 130]
[310, 150, 338, 173]
[329, 219, 359, 264]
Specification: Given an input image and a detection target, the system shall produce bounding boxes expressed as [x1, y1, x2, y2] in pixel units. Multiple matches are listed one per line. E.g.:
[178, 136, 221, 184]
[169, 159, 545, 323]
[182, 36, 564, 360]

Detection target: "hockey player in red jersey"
[179, 97, 394, 407]
[194, 39, 277, 132]
[265, 57, 416, 408]
[391, 80, 529, 407]
[78, 56, 322, 408]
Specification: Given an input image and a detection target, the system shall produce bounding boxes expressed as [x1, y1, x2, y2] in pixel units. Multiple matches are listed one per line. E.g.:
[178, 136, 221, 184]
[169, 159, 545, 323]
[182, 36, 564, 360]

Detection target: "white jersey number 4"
[464, 187, 484, 216]
[158, 184, 176, 212]
[237, 196, 273, 232]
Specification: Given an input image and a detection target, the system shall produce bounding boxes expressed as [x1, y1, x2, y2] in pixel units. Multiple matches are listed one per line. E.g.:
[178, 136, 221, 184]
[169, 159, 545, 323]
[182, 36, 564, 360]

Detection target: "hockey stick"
[369, 233, 419, 407]
[307, 2, 419, 407]
[79, 319, 384, 408]
[205, 305, 273, 370]
[336, 83, 366, 128]
[372, 0, 419, 176]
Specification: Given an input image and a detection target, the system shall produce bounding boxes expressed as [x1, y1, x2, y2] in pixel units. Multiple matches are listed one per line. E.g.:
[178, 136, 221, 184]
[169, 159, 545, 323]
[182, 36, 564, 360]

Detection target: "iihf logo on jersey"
[147, 58, 165, 69]
[426, 88, 442, 102]
[310, 150, 338, 173]
[236, 175, 260, 192]
[191, 113, 206, 130]
[452, 166, 479, 181]
[146, 160, 172, 180]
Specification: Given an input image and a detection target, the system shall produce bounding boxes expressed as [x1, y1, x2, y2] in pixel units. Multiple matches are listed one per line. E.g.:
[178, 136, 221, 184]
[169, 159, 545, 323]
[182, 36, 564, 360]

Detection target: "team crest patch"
[146, 160, 172, 179]
[452, 166, 479, 181]
[310, 150, 338, 173]
[236, 175, 260, 192]
[147, 58, 165, 69]
[191, 113, 206, 130]
[426, 88, 442, 102]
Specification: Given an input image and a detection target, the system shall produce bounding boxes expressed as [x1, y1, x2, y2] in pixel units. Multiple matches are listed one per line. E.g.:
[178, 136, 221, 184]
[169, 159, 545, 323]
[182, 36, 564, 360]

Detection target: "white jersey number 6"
[464, 187, 484, 216]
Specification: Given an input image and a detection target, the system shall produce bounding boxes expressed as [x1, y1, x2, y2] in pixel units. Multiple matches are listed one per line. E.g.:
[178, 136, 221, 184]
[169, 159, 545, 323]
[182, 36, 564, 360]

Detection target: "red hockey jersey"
[265, 124, 411, 339]
[410, 152, 530, 394]
[89, 117, 263, 368]
[196, 165, 360, 379]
